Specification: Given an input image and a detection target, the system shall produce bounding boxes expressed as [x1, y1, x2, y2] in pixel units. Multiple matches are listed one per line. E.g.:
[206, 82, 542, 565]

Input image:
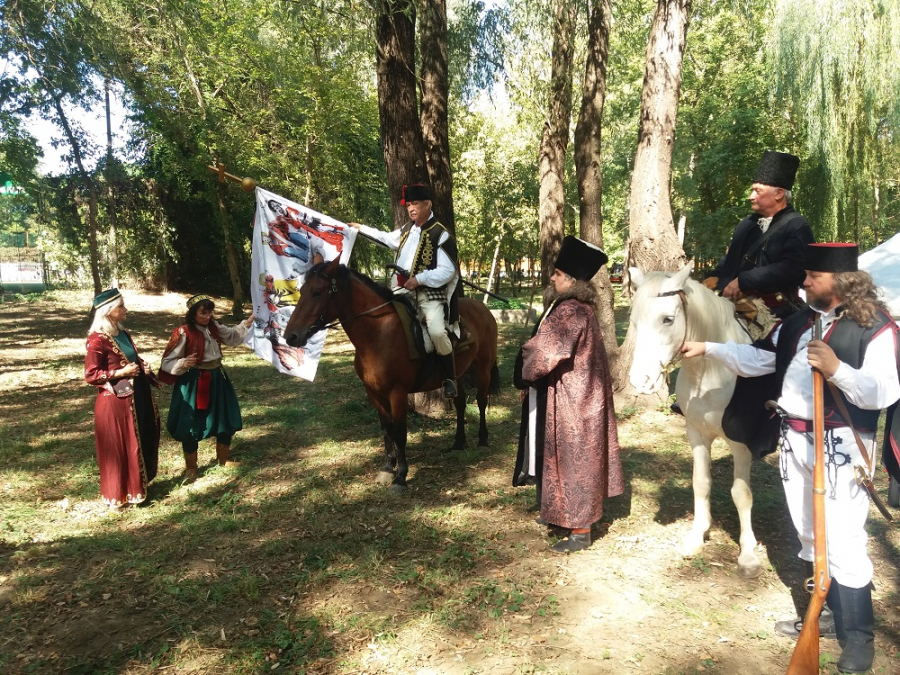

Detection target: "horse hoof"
[375, 471, 394, 484]
[737, 553, 763, 579]
[679, 532, 706, 557]
[737, 563, 763, 580]
[389, 483, 408, 493]
[476, 445, 490, 451]
[443, 446, 464, 453]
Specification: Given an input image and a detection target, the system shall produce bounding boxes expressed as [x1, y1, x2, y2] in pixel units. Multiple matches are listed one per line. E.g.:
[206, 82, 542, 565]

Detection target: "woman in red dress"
[84, 289, 160, 509]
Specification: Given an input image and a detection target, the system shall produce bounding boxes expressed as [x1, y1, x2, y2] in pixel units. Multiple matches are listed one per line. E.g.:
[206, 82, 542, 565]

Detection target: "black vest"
[398, 216, 461, 323]
[722, 306, 900, 461]
[774, 307, 893, 430]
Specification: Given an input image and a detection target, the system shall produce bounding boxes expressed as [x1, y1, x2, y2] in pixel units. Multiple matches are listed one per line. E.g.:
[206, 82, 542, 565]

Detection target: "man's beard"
[543, 285, 560, 306]
[807, 291, 834, 311]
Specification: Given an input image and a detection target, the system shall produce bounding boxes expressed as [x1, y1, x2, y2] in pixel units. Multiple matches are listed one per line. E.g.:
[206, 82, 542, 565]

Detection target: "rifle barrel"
[787, 315, 829, 675]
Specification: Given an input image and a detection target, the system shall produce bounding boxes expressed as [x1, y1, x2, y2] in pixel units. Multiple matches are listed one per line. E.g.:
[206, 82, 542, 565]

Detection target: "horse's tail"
[489, 360, 501, 396]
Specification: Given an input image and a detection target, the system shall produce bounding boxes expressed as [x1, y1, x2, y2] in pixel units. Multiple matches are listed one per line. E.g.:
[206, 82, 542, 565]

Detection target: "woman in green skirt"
[160, 294, 254, 481]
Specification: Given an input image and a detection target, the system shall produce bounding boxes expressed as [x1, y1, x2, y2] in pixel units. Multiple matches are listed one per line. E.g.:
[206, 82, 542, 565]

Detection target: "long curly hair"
[833, 271, 885, 328]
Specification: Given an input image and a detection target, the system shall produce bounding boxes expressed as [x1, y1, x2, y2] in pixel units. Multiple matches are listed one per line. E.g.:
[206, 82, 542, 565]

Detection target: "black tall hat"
[804, 243, 858, 273]
[753, 150, 800, 190]
[400, 183, 431, 205]
[554, 236, 608, 282]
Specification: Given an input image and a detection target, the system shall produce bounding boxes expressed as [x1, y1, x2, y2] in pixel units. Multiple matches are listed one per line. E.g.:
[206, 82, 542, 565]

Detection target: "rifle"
[787, 315, 830, 674]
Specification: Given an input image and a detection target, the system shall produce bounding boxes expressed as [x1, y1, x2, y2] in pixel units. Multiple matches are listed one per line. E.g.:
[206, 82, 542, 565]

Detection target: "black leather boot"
[774, 560, 838, 639]
[551, 531, 590, 553]
[836, 583, 875, 673]
[440, 353, 458, 399]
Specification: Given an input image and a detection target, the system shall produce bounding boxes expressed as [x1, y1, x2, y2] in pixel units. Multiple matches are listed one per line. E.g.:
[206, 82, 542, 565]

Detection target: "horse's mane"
[308, 262, 396, 302]
[634, 270, 751, 344]
[348, 268, 395, 301]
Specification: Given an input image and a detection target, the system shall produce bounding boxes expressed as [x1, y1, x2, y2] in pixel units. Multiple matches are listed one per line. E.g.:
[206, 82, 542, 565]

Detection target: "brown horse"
[284, 258, 500, 491]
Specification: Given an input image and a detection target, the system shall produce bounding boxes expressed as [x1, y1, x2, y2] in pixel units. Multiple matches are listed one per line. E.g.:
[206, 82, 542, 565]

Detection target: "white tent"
[859, 231, 900, 318]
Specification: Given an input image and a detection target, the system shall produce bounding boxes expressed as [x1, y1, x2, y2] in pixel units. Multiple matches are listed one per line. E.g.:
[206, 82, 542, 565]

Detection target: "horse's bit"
[305, 268, 394, 336]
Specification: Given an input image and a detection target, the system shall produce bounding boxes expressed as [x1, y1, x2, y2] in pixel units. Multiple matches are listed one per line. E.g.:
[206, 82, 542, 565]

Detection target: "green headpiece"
[92, 288, 122, 310]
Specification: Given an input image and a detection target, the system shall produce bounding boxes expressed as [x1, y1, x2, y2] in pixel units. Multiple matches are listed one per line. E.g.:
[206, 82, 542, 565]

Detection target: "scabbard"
[860, 476, 894, 522]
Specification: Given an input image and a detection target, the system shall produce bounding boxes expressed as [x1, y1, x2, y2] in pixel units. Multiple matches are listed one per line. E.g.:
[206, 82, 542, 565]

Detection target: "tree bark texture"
[574, 0, 617, 367]
[418, 0, 455, 234]
[375, 0, 429, 228]
[615, 0, 691, 400]
[537, 0, 576, 287]
[53, 96, 102, 295]
[624, 0, 691, 276]
[216, 182, 245, 319]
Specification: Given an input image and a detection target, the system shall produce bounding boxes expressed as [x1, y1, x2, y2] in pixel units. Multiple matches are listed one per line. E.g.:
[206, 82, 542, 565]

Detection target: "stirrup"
[442, 379, 458, 399]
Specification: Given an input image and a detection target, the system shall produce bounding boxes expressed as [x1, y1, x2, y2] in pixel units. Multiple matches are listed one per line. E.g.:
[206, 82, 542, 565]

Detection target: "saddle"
[392, 296, 473, 362]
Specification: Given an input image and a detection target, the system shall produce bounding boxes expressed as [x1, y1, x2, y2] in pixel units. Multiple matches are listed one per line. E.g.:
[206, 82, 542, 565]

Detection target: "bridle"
[656, 288, 688, 378]
[304, 267, 395, 337]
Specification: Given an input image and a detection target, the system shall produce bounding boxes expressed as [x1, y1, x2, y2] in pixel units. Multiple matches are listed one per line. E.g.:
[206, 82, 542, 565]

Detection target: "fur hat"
[753, 150, 800, 190]
[804, 243, 858, 273]
[400, 184, 431, 205]
[554, 236, 608, 281]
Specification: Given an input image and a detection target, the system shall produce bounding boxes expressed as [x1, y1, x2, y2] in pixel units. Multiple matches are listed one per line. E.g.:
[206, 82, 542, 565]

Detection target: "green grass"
[2, 289, 899, 675]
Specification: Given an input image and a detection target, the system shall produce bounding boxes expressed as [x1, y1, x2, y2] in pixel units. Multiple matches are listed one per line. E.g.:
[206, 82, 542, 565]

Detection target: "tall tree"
[537, 0, 576, 286]
[419, 0, 455, 233]
[615, 0, 692, 397]
[4, 0, 105, 294]
[770, 0, 900, 248]
[574, 0, 616, 363]
[374, 0, 429, 228]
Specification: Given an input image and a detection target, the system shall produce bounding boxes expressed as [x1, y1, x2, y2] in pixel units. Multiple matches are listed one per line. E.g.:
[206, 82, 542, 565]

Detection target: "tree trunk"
[538, 0, 576, 287]
[53, 95, 102, 295]
[573, 0, 616, 367]
[375, 0, 429, 228]
[216, 182, 245, 319]
[418, 0, 455, 234]
[615, 0, 692, 402]
[105, 80, 120, 288]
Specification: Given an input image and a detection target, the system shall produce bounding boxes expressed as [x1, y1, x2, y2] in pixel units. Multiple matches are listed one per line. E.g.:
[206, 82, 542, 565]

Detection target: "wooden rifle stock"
[787, 316, 830, 674]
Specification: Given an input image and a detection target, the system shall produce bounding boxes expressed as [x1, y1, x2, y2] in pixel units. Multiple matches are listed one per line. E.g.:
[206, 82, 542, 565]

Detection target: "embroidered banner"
[246, 188, 357, 380]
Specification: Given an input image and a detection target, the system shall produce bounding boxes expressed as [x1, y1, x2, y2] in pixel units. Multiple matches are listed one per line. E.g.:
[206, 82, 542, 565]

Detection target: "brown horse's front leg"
[365, 386, 396, 485]
[388, 388, 409, 491]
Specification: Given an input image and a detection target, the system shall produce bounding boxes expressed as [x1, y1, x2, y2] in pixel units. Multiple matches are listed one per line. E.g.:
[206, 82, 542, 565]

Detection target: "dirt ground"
[1, 289, 899, 675]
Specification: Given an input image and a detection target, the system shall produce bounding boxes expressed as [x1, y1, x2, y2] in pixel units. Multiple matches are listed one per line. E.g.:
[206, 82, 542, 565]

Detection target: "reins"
[657, 288, 688, 379]
[307, 269, 395, 335]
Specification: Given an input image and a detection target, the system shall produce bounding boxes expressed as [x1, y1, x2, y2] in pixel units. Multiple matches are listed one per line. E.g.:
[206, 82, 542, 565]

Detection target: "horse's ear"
[325, 257, 341, 275]
[672, 261, 693, 287]
[630, 267, 645, 288]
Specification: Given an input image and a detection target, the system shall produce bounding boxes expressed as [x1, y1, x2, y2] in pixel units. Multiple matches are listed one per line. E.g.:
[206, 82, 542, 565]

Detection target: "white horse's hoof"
[375, 471, 394, 484]
[679, 531, 706, 557]
[737, 553, 762, 579]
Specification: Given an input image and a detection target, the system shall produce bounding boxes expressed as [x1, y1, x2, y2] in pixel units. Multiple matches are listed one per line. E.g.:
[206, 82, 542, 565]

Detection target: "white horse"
[628, 262, 762, 579]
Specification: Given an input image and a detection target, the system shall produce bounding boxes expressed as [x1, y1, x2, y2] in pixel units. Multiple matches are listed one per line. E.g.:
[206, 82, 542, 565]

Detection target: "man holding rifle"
[681, 242, 900, 673]
[347, 183, 461, 398]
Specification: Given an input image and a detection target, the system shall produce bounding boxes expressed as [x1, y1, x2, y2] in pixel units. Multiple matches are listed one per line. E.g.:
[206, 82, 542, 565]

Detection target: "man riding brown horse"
[348, 183, 461, 398]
